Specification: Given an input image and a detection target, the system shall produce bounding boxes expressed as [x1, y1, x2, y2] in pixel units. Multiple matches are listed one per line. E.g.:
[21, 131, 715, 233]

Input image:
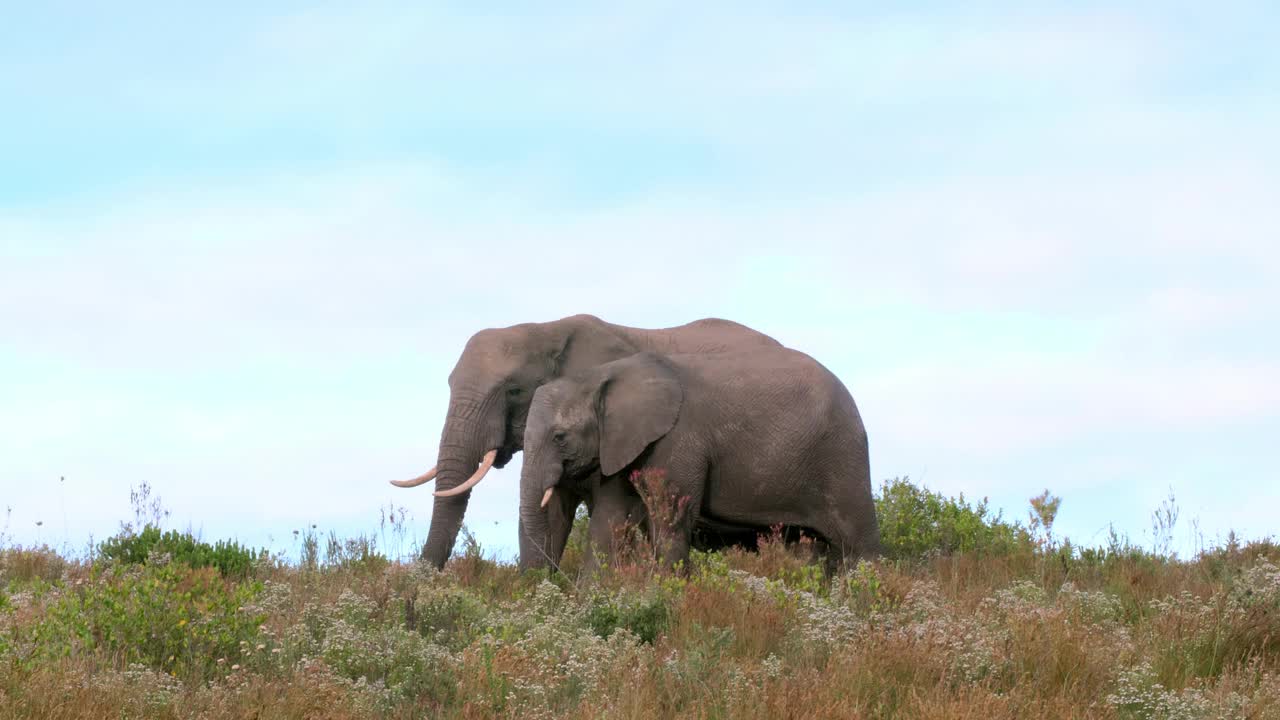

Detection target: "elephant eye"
[507, 387, 523, 397]
[552, 430, 567, 444]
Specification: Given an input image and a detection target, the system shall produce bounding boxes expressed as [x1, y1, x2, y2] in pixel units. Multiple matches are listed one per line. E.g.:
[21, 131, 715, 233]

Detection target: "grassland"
[1, 479, 1277, 719]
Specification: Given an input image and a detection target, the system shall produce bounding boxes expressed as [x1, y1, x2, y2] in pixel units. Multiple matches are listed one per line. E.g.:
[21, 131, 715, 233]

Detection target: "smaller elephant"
[518, 349, 881, 574]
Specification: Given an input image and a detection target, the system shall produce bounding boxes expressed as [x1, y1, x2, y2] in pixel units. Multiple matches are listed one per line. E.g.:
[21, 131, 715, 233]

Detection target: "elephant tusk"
[433, 450, 498, 498]
[389, 466, 438, 488]
[540, 488, 554, 509]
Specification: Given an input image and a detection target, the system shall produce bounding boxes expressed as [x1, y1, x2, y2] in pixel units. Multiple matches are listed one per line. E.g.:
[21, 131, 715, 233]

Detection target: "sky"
[2, 2, 1277, 561]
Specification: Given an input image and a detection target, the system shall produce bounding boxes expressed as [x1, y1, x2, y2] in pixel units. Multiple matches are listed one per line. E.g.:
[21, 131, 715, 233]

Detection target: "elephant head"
[391, 316, 644, 568]
[519, 353, 683, 569]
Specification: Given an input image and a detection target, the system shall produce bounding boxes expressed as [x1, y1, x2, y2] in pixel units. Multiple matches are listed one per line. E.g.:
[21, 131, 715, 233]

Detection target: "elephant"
[518, 349, 882, 575]
[391, 314, 782, 569]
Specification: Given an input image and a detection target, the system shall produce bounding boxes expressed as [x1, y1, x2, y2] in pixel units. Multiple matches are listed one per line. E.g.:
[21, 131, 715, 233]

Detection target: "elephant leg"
[815, 535, 832, 568]
[811, 510, 869, 576]
[582, 476, 642, 577]
[653, 510, 696, 571]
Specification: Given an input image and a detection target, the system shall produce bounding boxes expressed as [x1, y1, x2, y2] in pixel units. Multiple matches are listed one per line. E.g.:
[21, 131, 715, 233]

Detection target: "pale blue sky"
[2, 3, 1277, 560]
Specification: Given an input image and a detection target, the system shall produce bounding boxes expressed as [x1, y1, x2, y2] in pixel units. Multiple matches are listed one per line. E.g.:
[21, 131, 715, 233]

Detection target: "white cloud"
[4, 151, 1277, 555]
[868, 357, 1279, 453]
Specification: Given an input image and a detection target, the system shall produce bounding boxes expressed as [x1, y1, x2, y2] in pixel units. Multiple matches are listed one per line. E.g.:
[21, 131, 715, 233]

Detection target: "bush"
[287, 590, 457, 708]
[410, 582, 491, 650]
[98, 524, 258, 579]
[876, 477, 1033, 561]
[585, 589, 671, 644]
[28, 560, 264, 679]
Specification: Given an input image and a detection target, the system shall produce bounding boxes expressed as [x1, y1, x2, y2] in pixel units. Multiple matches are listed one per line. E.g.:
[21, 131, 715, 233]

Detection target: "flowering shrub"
[630, 468, 691, 564]
[1057, 581, 1125, 626]
[409, 578, 491, 650]
[1230, 555, 1280, 610]
[1145, 554, 1280, 687]
[1106, 662, 1250, 720]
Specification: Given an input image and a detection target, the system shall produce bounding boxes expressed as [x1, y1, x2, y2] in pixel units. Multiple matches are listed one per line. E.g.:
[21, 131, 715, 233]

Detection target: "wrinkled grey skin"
[404, 314, 781, 569]
[520, 350, 882, 574]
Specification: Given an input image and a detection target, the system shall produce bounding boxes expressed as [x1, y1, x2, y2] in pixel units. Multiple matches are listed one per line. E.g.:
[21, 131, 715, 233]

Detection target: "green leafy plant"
[98, 525, 259, 579]
[875, 477, 1033, 560]
[586, 589, 671, 644]
[29, 561, 264, 679]
[841, 559, 889, 614]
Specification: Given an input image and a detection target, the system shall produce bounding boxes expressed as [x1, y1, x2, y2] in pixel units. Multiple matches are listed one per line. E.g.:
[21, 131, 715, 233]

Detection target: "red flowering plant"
[629, 468, 691, 565]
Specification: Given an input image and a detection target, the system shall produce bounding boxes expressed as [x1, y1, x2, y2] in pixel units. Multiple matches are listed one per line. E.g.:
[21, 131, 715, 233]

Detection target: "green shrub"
[586, 589, 671, 644]
[98, 525, 258, 578]
[28, 560, 264, 679]
[839, 559, 890, 615]
[875, 477, 1033, 560]
[1072, 526, 1161, 570]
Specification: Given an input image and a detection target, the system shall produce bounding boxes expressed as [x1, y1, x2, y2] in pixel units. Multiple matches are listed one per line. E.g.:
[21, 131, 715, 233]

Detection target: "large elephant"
[519, 349, 882, 574]
[392, 314, 781, 569]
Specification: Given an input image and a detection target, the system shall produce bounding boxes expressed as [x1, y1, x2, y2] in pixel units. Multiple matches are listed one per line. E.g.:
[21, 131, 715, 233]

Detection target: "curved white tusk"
[540, 488, 554, 509]
[433, 450, 498, 498]
[389, 466, 438, 488]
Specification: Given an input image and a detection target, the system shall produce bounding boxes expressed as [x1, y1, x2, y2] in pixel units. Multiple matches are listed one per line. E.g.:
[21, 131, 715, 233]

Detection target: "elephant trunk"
[433, 450, 497, 498]
[420, 392, 505, 569]
[518, 442, 558, 571]
[420, 453, 478, 569]
[518, 498, 552, 571]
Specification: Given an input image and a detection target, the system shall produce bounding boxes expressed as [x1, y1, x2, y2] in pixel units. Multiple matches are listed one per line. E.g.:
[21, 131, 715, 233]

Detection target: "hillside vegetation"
[1, 478, 1278, 719]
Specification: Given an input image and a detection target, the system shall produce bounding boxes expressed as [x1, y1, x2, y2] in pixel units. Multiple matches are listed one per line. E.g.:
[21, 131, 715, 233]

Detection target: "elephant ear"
[597, 353, 684, 477]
